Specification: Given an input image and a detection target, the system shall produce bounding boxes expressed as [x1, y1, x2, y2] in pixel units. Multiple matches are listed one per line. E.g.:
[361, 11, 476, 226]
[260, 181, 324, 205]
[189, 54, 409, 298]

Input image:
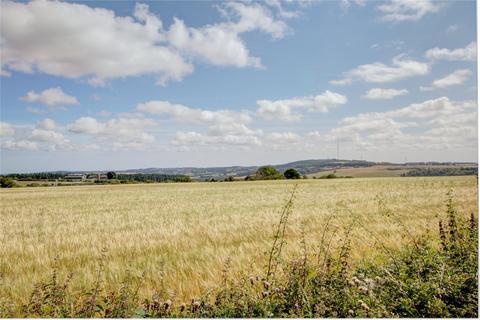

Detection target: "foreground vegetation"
[0, 177, 477, 317]
[0, 184, 477, 317]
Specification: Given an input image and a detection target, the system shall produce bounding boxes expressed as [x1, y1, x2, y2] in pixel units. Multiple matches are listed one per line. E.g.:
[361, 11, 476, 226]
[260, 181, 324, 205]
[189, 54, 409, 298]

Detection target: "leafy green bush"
[0, 177, 15, 188]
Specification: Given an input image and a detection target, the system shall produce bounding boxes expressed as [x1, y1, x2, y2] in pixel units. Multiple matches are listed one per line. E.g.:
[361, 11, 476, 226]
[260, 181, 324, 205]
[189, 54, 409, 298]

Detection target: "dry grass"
[0, 176, 477, 304]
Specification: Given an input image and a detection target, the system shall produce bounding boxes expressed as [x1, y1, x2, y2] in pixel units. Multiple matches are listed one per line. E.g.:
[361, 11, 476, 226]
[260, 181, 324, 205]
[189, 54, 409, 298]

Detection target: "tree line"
[401, 167, 477, 177]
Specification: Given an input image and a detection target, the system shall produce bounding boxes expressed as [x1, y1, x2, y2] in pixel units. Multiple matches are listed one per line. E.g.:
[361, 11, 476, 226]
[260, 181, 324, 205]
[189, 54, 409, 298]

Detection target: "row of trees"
[401, 167, 477, 177]
[245, 166, 302, 180]
[115, 173, 191, 183]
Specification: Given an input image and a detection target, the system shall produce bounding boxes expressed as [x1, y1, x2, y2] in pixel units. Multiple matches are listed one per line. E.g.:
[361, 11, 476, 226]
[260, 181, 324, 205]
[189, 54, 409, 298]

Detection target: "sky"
[0, 0, 478, 173]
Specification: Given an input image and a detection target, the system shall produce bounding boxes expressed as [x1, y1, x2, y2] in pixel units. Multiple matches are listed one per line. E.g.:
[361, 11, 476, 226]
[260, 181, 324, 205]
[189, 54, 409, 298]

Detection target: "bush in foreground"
[0, 189, 477, 318]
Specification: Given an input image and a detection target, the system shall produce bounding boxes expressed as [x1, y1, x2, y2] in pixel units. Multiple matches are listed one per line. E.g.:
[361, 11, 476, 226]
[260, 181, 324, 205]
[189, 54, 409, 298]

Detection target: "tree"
[254, 166, 283, 180]
[0, 177, 15, 188]
[107, 171, 116, 180]
[284, 168, 301, 179]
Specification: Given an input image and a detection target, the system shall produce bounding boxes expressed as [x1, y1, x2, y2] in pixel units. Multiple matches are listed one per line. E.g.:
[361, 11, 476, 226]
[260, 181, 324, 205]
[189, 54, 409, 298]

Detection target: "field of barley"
[0, 176, 477, 304]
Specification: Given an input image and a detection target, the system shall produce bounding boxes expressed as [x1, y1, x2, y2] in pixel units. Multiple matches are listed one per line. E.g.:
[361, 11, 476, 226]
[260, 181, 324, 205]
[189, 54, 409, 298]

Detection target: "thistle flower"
[263, 280, 270, 290]
[249, 276, 255, 285]
[163, 299, 171, 309]
[359, 286, 369, 294]
[348, 309, 355, 316]
[360, 302, 369, 311]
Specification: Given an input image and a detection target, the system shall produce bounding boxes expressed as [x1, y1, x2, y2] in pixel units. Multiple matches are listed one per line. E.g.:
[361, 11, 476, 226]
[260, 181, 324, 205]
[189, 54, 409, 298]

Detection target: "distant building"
[64, 173, 86, 181]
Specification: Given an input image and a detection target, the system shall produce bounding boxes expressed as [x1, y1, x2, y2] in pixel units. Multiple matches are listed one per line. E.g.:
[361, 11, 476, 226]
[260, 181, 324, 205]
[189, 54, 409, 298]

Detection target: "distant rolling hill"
[6, 159, 476, 181]
[118, 159, 477, 180]
[118, 159, 377, 180]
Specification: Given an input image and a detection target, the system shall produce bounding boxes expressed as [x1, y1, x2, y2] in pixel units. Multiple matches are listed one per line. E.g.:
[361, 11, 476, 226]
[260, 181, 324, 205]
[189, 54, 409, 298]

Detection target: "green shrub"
[0, 177, 15, 188]
[284, 168, 301, 179]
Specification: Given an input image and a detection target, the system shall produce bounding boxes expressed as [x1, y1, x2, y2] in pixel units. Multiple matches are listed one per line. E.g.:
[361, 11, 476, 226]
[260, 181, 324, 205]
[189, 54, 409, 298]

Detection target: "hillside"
[118, 159, 377, 180]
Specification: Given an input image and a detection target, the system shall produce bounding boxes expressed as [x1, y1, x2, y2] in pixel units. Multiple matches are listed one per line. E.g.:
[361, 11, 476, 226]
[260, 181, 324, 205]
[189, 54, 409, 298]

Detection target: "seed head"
[263, 281, 270, 290]
[360, 302, 369, 311]
[163, 299, 172, 309]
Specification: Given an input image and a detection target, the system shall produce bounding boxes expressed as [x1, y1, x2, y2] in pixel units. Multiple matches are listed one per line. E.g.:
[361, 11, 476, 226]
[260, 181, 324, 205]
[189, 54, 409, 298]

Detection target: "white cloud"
[1, 121, 69, 151]
[265, 132, 300, 143]
[97, 110, 112, 117]
[1, 140, 38, 151]
[20, 87, 79, 107]
[362, 88, 408, 100]
[430, 69, 472, 88]
[67, 115, 157, 150]
[36, 118, 56, 130]
[167, 18, 262, 69]
[420, 69, 472, 91]
[166, 1, 291, 69]
[0, 122, 15, 136]
[331, 56, 429, 85]
[376, 0, 441, 22]
[264, 0, 299, 19]
[68, 117, 104, 135]
[172, 131, 261, 147]
[310, 97, 477, 152]
[137, 100, 251, 125]
[425, 42, 477, 61]
[256, 91, 347, 121]
[1, 1, 194, 86]
[26, 107, 44, 114]
[446, 24, 459, 34]
[221, 1, 289, 39]
[30, 128, 69, 146]
[1, 0, 296, 85]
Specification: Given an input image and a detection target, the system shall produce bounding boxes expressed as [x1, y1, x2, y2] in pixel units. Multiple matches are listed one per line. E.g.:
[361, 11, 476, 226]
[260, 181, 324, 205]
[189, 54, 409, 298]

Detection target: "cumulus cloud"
[20, 87, 78, 106]
[362, 88, 408, 100]
[1, 140, 38, 151]
[172, 131, 261, 147]
[137, 100, 251, 125]
[425, 42, 477, 61]
[420, 69, 472, 91]
[0, 122, 15, 136]
[136, 100, 266, 149]
[256, 91, 347, 121]
[36, 118, 56, 130]
[376, 0, 441, 22]
[1, 120, 70, 151]
[67, 115, 157, 150]
[30, 128, 69, 146]
[1, 0, 296, 85]
[330, 56, 429, 85]
[167, 18, 262, 68]
[309, 97, 477, 152]
[165, 1, 291, 69]
[264, 0, 299, 19]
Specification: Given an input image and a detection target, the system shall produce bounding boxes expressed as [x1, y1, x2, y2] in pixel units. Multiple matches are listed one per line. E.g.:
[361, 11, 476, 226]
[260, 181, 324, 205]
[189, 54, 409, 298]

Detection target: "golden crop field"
[0, 176, 477, 304]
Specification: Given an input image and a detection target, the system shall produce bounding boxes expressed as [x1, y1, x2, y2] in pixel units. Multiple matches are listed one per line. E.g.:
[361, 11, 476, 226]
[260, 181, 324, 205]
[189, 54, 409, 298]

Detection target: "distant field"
[0, 176, 477, 304]
[308, 164, 477, 178]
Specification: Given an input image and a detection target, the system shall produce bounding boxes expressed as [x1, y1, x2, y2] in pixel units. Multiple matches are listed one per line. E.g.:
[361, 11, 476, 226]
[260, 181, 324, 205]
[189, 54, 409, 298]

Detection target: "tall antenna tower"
[336, 139, 339, 160]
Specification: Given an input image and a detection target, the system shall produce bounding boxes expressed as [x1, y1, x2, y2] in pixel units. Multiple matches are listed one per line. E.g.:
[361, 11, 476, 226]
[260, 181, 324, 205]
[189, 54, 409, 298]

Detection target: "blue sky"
[0, 0, 477, 173]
